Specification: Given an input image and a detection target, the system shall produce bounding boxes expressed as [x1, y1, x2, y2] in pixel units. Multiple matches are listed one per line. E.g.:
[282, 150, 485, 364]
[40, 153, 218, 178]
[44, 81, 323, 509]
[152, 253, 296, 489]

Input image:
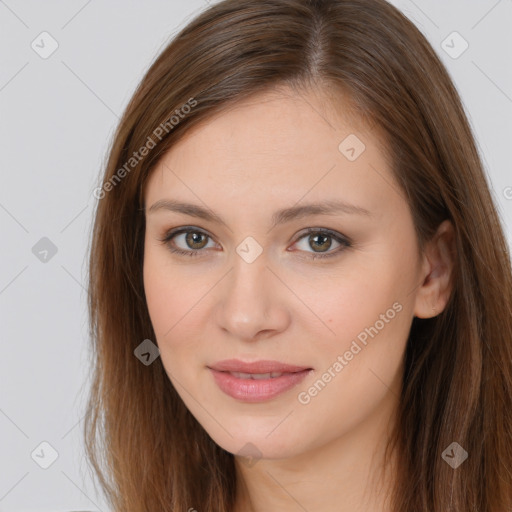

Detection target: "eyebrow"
[146, 198, 373, 229]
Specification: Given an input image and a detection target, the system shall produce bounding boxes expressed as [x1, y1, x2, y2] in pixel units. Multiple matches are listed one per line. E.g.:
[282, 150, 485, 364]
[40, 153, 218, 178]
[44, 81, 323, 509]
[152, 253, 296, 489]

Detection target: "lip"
[208, 359, 311, 374]
[207, 359, 313, 403]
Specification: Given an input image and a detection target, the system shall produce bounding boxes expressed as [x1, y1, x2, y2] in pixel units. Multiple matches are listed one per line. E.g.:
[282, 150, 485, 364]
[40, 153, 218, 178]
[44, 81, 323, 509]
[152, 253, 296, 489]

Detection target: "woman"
[85, 0, 512, 511]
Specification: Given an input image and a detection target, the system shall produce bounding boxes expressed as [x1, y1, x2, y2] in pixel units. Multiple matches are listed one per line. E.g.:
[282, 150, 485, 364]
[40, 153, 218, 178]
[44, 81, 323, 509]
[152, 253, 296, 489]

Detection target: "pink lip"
[208, 359, 311, 373]
[207, 359, 313, 403]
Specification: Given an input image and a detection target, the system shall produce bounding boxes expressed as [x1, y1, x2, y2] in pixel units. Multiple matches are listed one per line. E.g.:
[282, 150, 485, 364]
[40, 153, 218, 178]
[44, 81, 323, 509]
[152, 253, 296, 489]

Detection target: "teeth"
[229, 371, 284, 379]
[235, 372, 254, 379]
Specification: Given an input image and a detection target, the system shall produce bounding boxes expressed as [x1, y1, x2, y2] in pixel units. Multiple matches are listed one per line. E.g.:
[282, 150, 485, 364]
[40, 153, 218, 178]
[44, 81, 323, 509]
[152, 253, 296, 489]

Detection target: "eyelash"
[158, 226, 352, 260]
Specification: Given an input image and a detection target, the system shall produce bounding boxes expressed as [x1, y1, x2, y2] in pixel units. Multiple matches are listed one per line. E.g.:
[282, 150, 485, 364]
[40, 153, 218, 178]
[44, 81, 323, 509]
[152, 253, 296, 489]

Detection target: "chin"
[206, 424, 306, 463]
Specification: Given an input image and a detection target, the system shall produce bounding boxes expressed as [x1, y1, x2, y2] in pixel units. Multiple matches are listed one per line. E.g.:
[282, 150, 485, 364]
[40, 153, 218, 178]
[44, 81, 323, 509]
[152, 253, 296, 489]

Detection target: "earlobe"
[413, 220, 456, 319]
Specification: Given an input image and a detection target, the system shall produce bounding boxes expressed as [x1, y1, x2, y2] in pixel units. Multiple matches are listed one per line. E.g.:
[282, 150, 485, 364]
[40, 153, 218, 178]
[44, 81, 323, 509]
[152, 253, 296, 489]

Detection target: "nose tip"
[215, 259, 290, 341]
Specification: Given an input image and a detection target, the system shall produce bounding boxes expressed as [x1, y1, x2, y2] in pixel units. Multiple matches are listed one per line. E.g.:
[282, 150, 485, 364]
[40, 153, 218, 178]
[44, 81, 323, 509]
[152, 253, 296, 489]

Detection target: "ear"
[413, 220, 456, 319]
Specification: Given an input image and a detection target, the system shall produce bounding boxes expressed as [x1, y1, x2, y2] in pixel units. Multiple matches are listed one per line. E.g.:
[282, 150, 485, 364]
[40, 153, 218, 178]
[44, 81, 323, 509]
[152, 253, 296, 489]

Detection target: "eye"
[159, 227, 217, 258]
[158, 226, 352, 260]
[290, 228, 351, 260]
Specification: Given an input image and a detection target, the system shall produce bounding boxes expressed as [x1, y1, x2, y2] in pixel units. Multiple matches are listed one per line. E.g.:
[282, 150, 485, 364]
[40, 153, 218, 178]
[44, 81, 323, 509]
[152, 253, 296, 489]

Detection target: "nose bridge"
[228, 240, 269, 307]
[215, 239, 287, 339]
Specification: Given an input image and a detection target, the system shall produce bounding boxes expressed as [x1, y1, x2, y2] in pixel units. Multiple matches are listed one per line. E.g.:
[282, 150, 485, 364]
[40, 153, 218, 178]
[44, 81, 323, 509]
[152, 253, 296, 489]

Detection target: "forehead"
[166, 86, 368, 165]
[144, 86, 401, 222]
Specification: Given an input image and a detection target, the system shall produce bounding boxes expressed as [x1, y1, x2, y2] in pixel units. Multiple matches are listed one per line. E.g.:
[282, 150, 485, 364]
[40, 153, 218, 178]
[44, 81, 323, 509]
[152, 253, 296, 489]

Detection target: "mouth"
[207, 359, 313, 402]
[223, 371, 296, 379]
[208, 358, 312, 374]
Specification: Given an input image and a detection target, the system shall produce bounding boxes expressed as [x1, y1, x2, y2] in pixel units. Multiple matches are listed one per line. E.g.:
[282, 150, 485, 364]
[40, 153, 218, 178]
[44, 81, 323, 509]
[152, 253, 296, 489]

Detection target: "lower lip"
[209, 368, 311, 402]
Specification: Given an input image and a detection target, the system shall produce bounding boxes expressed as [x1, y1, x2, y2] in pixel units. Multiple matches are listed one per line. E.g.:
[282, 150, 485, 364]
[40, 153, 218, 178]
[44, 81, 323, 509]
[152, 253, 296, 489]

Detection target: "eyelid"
[158, 226, 218, 254]
[292, 227, 350, 246]
[290, 227, 351, 259]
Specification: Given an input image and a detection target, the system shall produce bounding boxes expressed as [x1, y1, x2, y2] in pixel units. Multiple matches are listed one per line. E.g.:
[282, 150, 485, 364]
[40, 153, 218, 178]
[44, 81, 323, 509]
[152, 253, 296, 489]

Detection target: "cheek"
[291, 239, 415, 389]
[290, 260, 400, 342]
[292, 277, 410, 441]
[143, 243, 214, 369]
[143, 243, 189, 342]
[306, 281, 408, 377]
[143, 261, 172, 338]
[320, 224, 420, 339]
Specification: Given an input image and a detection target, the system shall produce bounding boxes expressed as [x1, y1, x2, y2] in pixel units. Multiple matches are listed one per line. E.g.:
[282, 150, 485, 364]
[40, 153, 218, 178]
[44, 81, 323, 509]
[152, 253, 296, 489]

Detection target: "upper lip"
[208, 359, 311, 374]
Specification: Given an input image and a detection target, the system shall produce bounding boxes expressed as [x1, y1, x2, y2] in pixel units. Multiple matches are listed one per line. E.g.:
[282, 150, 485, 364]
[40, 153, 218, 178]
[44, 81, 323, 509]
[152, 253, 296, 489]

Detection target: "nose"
[214, 249, 291, 342]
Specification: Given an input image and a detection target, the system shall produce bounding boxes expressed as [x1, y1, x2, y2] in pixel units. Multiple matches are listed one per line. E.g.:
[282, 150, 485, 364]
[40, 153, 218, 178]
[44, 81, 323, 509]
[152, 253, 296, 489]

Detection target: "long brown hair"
[84, 0, 512, 510]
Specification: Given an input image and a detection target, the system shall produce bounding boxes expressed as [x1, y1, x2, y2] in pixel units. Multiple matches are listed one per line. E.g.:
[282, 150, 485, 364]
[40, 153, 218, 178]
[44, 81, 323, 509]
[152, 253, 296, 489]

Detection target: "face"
[142, 85, 426, 463]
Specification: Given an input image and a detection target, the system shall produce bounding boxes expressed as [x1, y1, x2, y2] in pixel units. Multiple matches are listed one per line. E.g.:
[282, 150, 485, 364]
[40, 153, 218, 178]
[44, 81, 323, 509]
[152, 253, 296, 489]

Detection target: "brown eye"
[184, 231, 209, 250]
[308, 233, 332, 252]
[292, 228, 351, 260]
[160, 228, 216, 257]
[159, 226, 351, 260]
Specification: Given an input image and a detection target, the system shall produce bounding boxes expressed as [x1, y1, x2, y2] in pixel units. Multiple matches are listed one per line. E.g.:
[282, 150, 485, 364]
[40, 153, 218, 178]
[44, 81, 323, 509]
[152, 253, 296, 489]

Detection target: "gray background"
[0, 1, 511, 511]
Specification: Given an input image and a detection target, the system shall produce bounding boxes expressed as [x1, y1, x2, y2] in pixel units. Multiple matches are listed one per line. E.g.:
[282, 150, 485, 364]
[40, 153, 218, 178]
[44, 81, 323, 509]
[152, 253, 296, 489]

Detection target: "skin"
[143, 85, 455, 512]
